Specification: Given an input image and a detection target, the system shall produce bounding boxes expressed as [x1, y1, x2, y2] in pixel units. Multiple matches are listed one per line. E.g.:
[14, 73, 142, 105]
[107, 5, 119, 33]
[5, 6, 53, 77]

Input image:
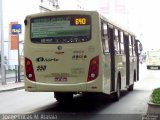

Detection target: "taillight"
[87, 56, 99, 81]
[25, 57, 36, 81]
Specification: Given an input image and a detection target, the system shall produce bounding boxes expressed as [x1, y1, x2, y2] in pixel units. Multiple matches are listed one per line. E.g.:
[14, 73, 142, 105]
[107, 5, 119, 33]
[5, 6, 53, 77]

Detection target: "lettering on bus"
[70, 15, 91, 26]
[52, 73, 69, 77]
[72, 50, 87, 60]
[73, 50, 84, 54]
[75, 18, 87, 25]
[37, 65, 47, 71]
[72, 55, 87, 60]
[44, 73, 78, 78]
[52, 73, 70, 82]
[36, 57, 59, 62]
[55, 77, 67, 82]
[51, 73, 77, 77]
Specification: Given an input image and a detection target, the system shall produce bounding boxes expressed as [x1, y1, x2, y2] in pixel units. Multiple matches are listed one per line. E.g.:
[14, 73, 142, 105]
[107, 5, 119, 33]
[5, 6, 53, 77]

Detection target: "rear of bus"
[146, 50, 160, 69]
[24, 11, 103, 94]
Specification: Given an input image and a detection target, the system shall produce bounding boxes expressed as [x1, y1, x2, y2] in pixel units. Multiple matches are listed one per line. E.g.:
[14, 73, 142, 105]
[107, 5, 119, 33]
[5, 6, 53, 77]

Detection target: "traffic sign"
[11, 24, 22, 34]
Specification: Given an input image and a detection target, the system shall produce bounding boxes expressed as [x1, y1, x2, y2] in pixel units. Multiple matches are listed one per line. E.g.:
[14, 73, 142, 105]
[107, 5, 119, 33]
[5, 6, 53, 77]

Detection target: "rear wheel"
[128, 84, 134, 91]
[113, 80, 121, 101]
[54, 92, 73, 102]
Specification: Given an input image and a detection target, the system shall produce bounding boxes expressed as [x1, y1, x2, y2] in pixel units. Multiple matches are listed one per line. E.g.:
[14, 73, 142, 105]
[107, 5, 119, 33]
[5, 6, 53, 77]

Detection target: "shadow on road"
[34, 90, 130, 113]
[32, 90, 142, 120]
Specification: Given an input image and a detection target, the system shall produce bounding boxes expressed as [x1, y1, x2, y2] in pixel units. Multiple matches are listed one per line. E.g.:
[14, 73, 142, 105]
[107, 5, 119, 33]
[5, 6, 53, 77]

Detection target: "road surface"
[0, 63, 160, 120]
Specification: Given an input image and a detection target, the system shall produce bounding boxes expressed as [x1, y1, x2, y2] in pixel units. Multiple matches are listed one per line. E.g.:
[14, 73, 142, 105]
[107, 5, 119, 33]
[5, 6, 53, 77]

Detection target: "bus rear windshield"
[30, 15, 91, 44]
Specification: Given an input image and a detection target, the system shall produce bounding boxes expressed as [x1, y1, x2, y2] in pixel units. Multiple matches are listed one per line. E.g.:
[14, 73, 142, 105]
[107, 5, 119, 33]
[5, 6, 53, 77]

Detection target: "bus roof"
[100, 14, 136, 36]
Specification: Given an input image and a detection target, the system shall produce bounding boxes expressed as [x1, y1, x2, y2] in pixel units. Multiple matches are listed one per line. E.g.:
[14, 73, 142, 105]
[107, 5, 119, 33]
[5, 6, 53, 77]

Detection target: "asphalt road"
[0, 63, 160, 120]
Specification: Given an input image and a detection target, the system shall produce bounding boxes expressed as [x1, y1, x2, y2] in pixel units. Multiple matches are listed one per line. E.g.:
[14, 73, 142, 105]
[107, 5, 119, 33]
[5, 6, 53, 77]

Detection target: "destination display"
[30, 15, 91, 44]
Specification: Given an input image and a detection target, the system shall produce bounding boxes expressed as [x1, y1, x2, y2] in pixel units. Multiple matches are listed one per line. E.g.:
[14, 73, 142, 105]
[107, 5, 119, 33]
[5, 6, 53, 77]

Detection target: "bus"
[146, 50, 160, 69]
[24, 10, 142, 102]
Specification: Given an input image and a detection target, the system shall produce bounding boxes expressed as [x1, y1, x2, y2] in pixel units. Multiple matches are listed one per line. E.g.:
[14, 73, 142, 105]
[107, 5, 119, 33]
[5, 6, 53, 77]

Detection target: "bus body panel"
[25, 44, 95, 84]
[101, 54, 111, 93]
[115, 55, 126, 89]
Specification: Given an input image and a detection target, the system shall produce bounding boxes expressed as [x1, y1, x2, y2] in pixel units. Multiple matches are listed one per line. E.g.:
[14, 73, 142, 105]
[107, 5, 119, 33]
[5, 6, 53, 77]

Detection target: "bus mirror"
[135, 39, 143, 55]
[138, 41, 143, 55]
[24, 19, 27, 26]
[139, 44, 143, 52]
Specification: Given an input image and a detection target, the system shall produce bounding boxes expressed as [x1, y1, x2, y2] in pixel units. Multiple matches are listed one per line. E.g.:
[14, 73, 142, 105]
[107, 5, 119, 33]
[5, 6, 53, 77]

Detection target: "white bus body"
[24, 10, 142, 101]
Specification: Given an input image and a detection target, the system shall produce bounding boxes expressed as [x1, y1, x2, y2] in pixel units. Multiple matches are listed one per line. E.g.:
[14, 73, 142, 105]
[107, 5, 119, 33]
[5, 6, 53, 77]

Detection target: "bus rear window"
[30, 15, 91, 44]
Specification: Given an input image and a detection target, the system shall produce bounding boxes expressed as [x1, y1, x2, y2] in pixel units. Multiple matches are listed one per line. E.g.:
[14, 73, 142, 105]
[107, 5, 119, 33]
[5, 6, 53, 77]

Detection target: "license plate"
[54, 77, 67, 82]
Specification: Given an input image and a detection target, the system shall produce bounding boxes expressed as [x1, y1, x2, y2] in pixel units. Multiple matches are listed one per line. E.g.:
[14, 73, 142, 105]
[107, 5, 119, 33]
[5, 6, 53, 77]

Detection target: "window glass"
[129, 35, 133, 56]
[120, 31, 124, 54]
[132, 36, 135, 56]
[114, 29, 119, 54]
[101, 23, 109, 53]
[30, 15, 91, 44]
[103, 24, 108, 35]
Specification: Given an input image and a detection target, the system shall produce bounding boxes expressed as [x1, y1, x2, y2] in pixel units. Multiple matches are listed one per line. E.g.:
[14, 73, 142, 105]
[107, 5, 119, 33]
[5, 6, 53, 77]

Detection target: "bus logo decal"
[36, 57, 59, 62]
[57, 46, 62, 50]
[36, 57, 44, 62]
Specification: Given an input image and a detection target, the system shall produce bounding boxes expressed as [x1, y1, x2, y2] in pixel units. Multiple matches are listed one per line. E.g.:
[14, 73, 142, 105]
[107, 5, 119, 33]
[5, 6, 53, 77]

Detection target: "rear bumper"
[25, 78, 103, 92]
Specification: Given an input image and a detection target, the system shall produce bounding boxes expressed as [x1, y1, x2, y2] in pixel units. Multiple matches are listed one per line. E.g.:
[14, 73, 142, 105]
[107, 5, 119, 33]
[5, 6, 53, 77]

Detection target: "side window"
[123, 34, 129, 55]
[132, 36, 136, 56]
[118, 30, 121, 54]
[129, 35, 133, 56]
[101, 22, 109, 53]
[114, 29, 120, 54]
[103, 23, 108, 35]
[120, 31, 124, 54]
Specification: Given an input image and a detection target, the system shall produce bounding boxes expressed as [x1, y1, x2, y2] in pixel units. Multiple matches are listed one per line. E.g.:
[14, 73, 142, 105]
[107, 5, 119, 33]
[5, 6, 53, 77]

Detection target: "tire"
[128, 84, 134, 91]
[54, 92, 73, 102]
[128, 73, 135, 91]
[147, 66, 150, 69]
[113, 80, 121, 101]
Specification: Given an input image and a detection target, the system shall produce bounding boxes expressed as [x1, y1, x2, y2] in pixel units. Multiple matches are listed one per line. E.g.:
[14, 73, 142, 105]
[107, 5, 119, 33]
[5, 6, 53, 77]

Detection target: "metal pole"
[18, 35, 21, 82]
[0, 0, 6, 85]
[15, 65, 18, 83]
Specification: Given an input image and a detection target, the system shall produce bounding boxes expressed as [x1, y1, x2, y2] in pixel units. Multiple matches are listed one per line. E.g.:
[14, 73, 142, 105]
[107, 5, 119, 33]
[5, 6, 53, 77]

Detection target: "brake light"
[25, 57, 35, 81]
[87, 56, 99, 81]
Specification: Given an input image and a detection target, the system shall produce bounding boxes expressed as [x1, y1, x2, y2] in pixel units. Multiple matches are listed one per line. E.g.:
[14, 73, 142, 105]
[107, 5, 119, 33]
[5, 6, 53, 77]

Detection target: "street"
[0, 63, 160, 120]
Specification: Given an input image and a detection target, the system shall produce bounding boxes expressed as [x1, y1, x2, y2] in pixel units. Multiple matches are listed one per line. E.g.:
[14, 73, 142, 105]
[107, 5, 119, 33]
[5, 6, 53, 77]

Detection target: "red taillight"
[87, 56, 99, 82]
[25, 57, 36, 81]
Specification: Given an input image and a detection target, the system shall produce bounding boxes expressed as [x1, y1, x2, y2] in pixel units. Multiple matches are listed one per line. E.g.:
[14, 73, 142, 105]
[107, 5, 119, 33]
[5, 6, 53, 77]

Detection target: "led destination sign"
[30, 15, 91, 44]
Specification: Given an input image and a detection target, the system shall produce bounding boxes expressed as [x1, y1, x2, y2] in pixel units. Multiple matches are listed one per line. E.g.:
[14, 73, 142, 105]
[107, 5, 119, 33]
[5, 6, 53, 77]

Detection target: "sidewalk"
[0, 72, 24, 92]
[0, 81, 24, 92]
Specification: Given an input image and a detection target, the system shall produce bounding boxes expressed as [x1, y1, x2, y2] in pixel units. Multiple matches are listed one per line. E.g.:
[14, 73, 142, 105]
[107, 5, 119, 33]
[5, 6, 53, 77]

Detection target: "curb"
[0, 86, 24, 93]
